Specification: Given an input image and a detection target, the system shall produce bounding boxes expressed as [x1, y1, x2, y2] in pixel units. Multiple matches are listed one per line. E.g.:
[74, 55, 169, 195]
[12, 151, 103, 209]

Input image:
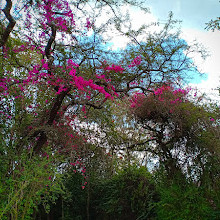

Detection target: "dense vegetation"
[0, 0, 219, 219]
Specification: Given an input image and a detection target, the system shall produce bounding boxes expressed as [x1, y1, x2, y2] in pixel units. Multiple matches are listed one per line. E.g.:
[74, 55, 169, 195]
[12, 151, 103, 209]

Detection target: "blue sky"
[145, 0, 220, 85]
[145, 0, 220, 101]
[147, 0, 220, 30]
[124, 0, 220, 101]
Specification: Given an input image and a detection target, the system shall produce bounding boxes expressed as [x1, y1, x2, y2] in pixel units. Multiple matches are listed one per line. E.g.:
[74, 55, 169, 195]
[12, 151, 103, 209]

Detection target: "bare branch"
[0, 0, 16, 46]
[45, 24, 56, 58]
[128, 138, 157, 149]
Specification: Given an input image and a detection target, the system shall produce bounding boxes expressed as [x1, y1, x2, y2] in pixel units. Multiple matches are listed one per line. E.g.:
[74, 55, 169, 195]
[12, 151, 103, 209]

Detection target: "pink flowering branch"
[105, 64, 124, 73]
[85, 18, 93, 30]
[128, 56, 142, 68]
[0, 0, 128, 157]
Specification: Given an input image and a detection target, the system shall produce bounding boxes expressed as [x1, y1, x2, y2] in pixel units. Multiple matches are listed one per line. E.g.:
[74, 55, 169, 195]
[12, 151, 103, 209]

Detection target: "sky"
[110, 0, 220, 102]
[147, 0, 220, 100]
[147, 0, 220, 30]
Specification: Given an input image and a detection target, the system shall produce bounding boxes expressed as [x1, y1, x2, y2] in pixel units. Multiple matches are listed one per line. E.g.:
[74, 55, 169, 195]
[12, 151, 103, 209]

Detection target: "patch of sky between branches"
[187, 70, 208, 84]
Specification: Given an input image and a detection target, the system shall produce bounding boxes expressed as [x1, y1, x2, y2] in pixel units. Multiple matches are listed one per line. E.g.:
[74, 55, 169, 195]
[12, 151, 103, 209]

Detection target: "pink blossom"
[128, 56, 142, 68]
[105, 64, 124, 73]
[85, 18, 93, 30]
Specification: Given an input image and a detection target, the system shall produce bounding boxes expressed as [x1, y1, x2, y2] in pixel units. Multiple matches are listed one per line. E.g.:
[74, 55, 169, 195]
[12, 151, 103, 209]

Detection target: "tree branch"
[128, 138, 157, 149]
[0, 0, 16, 46]
[45, 24, 56, 58]
[45, 23, 56, 75]
[34, 88, 71, 153]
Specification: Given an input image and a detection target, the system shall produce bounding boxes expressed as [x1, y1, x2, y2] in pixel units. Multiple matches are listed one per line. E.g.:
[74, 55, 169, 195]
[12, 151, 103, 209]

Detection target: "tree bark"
[0, 0, 16, 46]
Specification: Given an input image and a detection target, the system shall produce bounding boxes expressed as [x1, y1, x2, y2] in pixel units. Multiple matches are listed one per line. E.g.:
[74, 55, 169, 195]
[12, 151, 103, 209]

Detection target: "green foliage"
[0, 147, 64, 220]
[92, 166, 158, 220]
[156, 180, 219, 220]
[36, 171, 88, 220]
[38, 165, 158, 220]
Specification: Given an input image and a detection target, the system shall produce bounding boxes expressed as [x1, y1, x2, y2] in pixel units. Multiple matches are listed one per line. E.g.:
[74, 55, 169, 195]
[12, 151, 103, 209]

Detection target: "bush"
[156, 180, 218, 220]
[92, 166, 158, 220]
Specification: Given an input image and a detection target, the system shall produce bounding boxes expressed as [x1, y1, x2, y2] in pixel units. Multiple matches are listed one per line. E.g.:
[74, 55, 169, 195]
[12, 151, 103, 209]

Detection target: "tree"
[130, 84, 220, 177]
[129, 84, 220, 217]
[0, 0, 161, 217]
[0, 0, 215, 218]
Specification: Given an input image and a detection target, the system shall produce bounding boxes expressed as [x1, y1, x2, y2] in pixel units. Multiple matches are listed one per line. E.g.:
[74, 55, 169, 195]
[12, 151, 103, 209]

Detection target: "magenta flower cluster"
[128, 56, 142, 68]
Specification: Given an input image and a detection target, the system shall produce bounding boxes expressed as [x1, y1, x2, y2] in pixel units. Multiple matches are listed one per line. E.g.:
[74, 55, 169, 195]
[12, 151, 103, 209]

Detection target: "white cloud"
[181, 29, 220, 102]
[109, 7, 158, 50]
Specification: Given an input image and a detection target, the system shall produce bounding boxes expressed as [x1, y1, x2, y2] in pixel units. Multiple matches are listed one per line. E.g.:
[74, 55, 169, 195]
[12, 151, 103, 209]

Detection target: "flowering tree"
[130, 84, 220, 182]
[0, 0, 215, 218]
[0, 0, 132, 217]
